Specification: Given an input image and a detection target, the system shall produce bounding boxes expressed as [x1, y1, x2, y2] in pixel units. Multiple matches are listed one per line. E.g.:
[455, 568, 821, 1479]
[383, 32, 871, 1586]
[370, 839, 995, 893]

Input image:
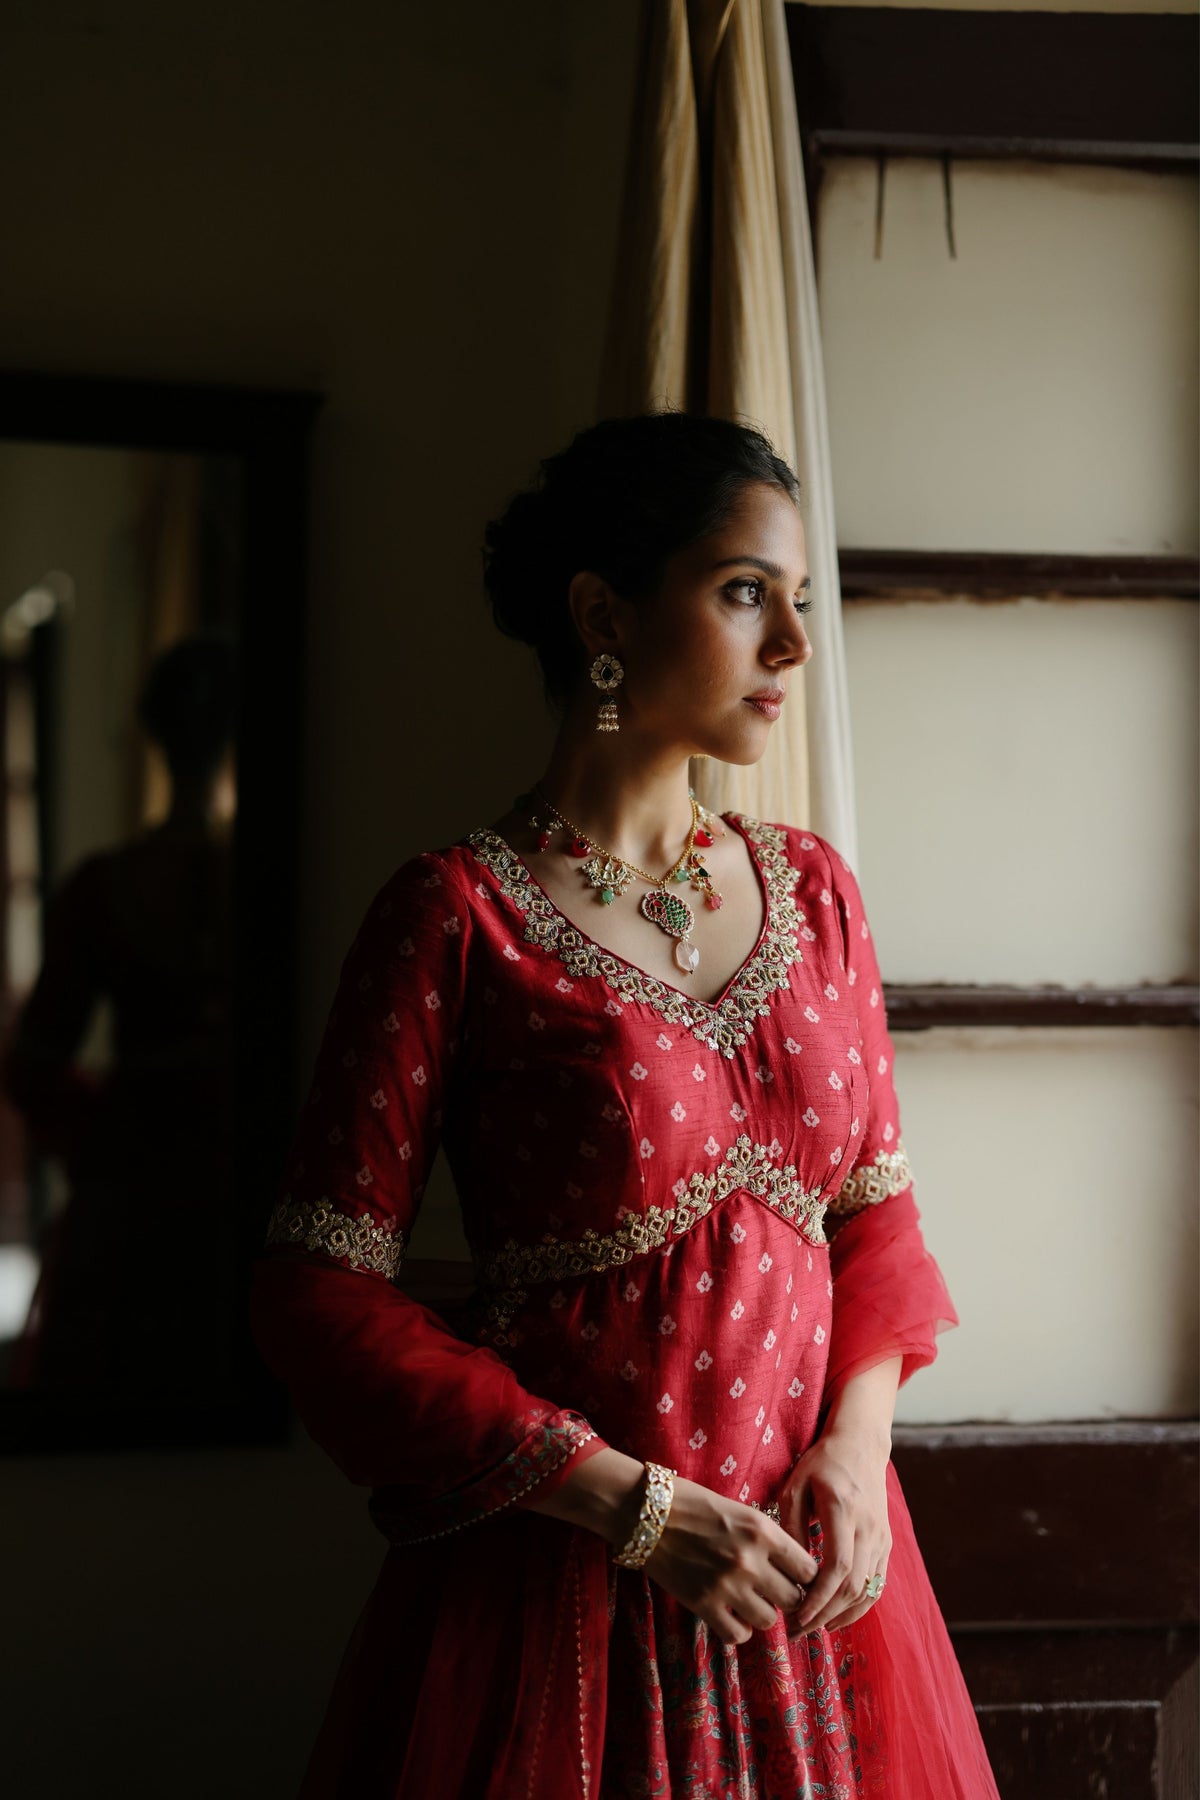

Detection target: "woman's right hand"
[643, 1473, 819, 1645]
[528, 1446, 817, 1644]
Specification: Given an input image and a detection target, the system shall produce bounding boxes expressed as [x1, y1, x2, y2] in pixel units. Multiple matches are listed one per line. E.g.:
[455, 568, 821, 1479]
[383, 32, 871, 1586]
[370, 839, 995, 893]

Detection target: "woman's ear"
[567, 569, 623, 660]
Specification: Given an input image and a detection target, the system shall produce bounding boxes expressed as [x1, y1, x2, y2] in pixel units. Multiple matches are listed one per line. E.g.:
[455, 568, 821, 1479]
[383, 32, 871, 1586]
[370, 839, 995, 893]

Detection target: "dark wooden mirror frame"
[0, 369, 324, 1455]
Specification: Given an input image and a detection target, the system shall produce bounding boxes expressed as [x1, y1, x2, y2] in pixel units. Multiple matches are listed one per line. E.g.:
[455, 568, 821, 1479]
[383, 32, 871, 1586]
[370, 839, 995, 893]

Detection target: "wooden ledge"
[883, 984, 1199, 1030]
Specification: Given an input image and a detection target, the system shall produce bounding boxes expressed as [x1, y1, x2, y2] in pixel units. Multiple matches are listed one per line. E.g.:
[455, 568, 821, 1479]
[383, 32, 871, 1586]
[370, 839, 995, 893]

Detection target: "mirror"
[0, 372, 321, 1453]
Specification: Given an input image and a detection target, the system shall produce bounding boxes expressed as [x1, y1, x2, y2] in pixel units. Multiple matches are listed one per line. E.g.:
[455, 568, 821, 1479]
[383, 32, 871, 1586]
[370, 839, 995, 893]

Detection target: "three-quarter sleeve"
[816, 841, 958, 1405]
[248, 851, 607, 1545]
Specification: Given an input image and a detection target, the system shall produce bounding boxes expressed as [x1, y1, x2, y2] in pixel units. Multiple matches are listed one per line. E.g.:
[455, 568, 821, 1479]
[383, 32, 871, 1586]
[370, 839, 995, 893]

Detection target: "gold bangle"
[613, 1461, 676, 1569]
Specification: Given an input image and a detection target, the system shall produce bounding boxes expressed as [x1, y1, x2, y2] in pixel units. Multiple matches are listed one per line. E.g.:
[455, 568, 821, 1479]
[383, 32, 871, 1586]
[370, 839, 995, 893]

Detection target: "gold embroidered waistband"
[478, 1137, 915, 1346]
[479, 1136, 826, 1346]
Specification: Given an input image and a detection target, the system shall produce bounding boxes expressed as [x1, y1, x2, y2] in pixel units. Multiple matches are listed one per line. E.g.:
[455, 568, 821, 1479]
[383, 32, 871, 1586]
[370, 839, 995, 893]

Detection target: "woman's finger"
[731, 1584, 786, 1632]
[758, 1570, 808, 1620]
[781, 1469, 813, 1544]
[824, 1548, 891, 1631]
[807, 1552, 871, 1632]
[767, 1522, 818, 1589]
[793, 1513, 855, 1629]
[717, 1606, 755, 1646]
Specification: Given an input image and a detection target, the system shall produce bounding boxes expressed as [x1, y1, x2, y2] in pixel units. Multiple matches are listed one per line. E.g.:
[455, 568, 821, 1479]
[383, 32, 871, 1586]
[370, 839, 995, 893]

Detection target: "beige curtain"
[597, 0, 858, 862]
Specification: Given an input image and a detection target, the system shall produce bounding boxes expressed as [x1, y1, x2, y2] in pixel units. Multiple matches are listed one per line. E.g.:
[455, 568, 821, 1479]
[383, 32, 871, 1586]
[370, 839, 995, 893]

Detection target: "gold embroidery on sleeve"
[467, 816, 804, 1058]
[825, 1142, 913, 1224]
[264, 1194, 406, 1280]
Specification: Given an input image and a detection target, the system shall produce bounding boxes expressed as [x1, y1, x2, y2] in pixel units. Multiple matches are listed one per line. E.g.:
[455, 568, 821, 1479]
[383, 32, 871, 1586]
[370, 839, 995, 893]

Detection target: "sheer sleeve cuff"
[368, 1409, 610, 1547]
[824, 1188, 959, 1405]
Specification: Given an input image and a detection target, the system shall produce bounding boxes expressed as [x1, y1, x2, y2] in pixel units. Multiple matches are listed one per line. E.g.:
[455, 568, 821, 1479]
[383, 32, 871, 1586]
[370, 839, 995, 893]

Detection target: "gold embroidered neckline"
[466, 814, 805, 1058]
[480, 811, 769, 1010]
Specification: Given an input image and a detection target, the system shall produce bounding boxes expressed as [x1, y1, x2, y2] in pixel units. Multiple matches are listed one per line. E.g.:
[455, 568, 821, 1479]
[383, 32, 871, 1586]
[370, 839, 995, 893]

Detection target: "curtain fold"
[597, 0, 857, 859]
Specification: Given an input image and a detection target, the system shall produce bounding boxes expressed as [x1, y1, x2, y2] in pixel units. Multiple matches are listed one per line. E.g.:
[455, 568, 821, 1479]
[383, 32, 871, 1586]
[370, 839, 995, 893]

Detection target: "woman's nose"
[768, 617, 813, 668]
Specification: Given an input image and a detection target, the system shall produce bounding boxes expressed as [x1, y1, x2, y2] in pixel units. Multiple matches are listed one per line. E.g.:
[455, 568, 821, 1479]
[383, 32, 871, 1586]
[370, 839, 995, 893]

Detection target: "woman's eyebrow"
[708, 556, 811, 589]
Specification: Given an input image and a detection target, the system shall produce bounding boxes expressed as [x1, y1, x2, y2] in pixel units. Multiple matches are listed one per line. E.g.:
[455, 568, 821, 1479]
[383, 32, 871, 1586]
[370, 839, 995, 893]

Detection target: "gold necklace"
[520, 783, 725, 977]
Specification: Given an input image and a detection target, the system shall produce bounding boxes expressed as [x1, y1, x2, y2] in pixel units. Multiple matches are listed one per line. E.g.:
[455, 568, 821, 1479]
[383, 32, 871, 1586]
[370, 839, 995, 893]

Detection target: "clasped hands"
[642, 1423, 892, 1646]
[531, 1358, 900, 1649]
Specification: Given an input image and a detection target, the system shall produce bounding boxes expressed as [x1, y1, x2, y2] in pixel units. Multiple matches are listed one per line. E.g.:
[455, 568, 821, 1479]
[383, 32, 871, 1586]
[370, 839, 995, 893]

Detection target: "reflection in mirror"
[0, 443, 244, 1402]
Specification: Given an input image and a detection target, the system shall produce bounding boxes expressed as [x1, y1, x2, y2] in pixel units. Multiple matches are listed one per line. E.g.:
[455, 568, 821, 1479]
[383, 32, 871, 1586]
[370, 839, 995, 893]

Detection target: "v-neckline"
[480, 812, 769, 1010]
[465, 812, 807, 1059]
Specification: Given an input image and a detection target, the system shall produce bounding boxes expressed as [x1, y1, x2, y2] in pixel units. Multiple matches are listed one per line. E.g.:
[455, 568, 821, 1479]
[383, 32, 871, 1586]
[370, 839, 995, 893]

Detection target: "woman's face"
[609, 481, 813, 765]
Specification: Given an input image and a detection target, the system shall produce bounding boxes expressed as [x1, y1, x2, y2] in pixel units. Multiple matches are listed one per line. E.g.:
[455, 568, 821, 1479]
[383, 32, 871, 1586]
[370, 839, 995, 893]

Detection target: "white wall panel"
[843, 595, 1199, 985]
[891, 1027, 1199, 1423]
[817, 157, 1198, 556]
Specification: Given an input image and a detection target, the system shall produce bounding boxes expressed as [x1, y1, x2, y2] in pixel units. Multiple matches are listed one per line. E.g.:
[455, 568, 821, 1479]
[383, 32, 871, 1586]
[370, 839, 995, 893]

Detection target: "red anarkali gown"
[249, 816, 1000, 1799]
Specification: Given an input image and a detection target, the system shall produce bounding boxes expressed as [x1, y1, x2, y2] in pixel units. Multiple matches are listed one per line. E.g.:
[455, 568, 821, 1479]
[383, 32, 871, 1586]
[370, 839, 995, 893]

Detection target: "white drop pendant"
[674, 939, 700, 976]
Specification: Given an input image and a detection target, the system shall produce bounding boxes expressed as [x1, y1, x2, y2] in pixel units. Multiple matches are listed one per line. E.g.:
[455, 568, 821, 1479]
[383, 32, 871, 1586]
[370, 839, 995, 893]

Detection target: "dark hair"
[138, 630, 237, 779]
[481, 411, 800, 707]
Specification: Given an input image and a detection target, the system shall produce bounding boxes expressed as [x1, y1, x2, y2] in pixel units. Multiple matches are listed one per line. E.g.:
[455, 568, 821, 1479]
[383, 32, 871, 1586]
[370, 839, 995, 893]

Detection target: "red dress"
[250, 816, 1000, 1799]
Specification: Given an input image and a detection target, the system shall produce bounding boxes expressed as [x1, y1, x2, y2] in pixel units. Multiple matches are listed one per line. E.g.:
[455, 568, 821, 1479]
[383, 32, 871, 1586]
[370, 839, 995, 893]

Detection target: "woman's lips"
[744, 696, 783, 720]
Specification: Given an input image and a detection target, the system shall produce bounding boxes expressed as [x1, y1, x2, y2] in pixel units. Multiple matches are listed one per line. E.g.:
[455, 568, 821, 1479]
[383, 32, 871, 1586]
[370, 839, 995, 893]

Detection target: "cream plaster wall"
[890, 1027, 1199, 1424]
[844, 597, 1199, 986]
[817, 156, 1198, 556]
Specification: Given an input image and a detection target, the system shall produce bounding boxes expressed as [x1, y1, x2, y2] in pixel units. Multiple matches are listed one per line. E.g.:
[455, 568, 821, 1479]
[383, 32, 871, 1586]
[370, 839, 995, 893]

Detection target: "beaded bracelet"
[613, 1461, 677, 1569]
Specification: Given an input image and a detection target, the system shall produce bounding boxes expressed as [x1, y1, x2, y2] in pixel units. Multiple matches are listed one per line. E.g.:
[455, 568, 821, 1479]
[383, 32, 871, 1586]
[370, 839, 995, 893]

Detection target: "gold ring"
[864, 1573, 886, 1601]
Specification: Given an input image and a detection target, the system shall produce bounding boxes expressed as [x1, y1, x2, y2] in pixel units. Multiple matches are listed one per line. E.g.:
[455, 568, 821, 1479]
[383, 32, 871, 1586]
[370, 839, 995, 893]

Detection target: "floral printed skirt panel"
[599, 1462, 999, 1799]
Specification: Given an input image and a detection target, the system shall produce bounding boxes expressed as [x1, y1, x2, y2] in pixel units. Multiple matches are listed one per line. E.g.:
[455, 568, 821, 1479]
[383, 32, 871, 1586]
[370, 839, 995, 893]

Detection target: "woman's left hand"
[777, 1426, 892, 1633]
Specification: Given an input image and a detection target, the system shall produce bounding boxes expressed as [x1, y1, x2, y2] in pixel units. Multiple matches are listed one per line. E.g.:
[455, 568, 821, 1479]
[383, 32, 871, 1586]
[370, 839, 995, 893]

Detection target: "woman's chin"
[693, 723, 774, 767]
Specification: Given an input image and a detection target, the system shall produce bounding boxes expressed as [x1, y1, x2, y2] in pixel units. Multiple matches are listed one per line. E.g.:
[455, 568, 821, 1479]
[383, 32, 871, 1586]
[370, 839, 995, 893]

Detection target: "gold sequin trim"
[467, 816, 804, 1059]
[263, 1193, 406, 1280]
[478, 1134, 827, 1345]
[825, 1142, 913, 1222]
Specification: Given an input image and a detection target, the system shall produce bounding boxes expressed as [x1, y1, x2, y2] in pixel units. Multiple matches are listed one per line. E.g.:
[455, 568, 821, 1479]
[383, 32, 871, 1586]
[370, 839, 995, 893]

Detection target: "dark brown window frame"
[786, 4, 1199, 219]
[884, 985, 1200, 1032]
[839, 551, 1199, 603]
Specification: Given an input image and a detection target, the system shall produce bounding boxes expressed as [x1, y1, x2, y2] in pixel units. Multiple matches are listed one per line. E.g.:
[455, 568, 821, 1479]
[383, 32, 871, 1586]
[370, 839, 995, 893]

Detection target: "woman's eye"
[725, 578, 765, 606]
[725, 578, 813, 614]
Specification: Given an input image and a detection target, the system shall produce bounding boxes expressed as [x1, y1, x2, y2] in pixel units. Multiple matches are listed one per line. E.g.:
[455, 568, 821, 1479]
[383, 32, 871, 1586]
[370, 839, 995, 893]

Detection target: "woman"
[250, 413, 1000, 1798]
[7, 633, 236, 1394]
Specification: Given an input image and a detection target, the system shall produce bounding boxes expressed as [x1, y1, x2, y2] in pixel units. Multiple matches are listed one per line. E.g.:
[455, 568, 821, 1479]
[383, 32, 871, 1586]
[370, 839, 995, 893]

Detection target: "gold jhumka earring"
[590, 652, 623, 732]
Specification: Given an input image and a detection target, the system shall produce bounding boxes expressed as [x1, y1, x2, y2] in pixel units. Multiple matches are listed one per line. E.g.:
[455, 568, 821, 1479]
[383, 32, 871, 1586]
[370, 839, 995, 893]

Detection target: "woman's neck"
[534, 711, 699, 871]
